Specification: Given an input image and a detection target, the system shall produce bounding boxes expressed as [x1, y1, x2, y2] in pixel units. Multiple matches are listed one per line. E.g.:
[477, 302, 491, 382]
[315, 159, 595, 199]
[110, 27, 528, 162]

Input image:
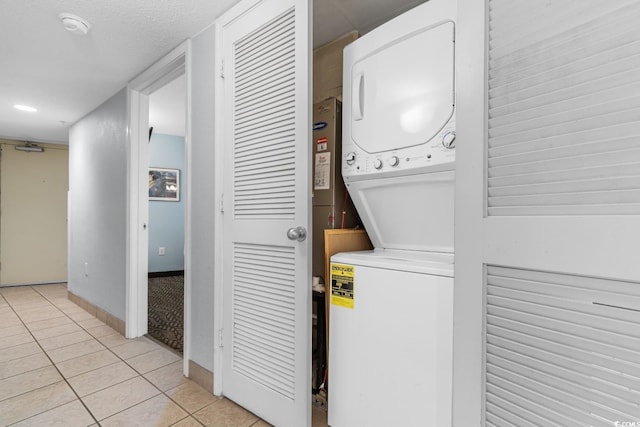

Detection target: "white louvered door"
[454, 1, 640, 425]
[216, 0, 311, 426]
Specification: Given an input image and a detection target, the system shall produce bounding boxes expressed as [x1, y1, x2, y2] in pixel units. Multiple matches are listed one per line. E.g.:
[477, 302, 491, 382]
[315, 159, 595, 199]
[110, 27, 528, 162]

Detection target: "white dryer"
[341, 0, 456, 253]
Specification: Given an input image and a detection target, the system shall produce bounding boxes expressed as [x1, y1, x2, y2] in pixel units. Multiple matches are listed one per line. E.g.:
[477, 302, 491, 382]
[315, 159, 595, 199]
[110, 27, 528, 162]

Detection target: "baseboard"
[148, 270, 184, 278]
[189, 359, 214, 393]
[67, 291, 126, 336]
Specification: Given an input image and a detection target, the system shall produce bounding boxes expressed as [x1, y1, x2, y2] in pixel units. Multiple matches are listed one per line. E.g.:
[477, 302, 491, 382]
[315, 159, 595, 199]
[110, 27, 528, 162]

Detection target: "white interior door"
[216, 0, 311, 425]
[454, 1, 640, 425]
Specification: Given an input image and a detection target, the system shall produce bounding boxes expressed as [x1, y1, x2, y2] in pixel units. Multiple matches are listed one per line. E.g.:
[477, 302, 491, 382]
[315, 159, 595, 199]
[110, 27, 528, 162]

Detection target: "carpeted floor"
[148, 274, 184, 353]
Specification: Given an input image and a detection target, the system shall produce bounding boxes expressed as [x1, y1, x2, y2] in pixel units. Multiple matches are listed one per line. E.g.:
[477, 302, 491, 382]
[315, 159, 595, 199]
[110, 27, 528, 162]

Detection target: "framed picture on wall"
[149, 167, 180, 201]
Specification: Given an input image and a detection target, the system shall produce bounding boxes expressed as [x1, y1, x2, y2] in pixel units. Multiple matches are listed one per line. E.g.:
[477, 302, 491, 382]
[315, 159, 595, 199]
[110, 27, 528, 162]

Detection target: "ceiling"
[1, 0, 425, 144]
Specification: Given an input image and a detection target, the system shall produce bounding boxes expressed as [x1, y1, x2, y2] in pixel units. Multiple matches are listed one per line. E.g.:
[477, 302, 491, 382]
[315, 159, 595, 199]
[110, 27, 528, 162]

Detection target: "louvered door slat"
[489, 339, 640, 399]
[487, 381, 594, 427]
[489, 122, 640, 158]
[489, 358, 638, 422]
[235, 325, 293, 358]
[489, 148, 640, 176]
[232, 240, 296, 399]
[489, 108, 640, 148]
[235, 11, 294, 62]
[488, 289, 640, 334]
[489, 189, 640, 208]
[233, 9, 296, 220]
[488, 177, 640, 199]
[487, 371, 615, 427]
[235, 93, 293, 123]
[485, 401, 545, 427]
[485, 265, 640, 425]
[487, 393, 576, 427]
[490, 14, 639, 86]
[489, 56, 640, 115]
[236, 65, 295, 103]
[489, 84, 640, 132]
[488, 163, 640, 188]
[235, 105, 295, 132]
[487, 0, 640, 216]
[235, 149, 295, 167]
[489, 137, 639, 168]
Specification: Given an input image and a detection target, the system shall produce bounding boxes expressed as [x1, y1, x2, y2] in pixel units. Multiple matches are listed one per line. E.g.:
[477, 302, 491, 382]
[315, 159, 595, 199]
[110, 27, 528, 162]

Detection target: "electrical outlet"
[158, 247, 165, 256]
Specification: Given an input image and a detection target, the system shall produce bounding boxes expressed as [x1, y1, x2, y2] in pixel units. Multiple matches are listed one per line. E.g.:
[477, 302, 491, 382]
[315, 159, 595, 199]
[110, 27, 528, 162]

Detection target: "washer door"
[349, 21, 455, 154]
[346, 170, 455, 252]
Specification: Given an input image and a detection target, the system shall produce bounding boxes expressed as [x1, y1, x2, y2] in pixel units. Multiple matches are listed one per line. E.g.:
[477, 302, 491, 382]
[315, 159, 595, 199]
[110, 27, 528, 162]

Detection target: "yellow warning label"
[331, 263, 354, 309]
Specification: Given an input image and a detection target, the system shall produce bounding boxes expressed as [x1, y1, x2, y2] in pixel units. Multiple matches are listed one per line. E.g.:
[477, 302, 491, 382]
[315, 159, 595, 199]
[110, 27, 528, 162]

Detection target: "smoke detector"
[59, 13, 91, 35]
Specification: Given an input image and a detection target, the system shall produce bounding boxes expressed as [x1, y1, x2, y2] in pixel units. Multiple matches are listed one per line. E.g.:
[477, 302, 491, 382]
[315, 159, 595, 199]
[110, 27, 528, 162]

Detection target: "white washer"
[328, 250, 453, 427]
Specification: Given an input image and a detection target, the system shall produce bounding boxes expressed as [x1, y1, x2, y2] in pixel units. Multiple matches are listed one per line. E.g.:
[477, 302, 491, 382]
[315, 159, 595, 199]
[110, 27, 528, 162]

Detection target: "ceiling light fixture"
[59, 13, 91, 35]
[15, 143, 45, 153]
[14, 104, 37, 113]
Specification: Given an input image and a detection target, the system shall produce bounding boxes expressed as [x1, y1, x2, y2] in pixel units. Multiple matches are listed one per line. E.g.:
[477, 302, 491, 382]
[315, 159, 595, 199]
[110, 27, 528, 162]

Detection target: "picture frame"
[148, 167, 180, 201]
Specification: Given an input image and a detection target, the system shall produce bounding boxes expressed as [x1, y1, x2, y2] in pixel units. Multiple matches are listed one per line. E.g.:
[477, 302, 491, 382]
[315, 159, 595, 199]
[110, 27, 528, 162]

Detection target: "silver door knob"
[287, 226, 307, 242]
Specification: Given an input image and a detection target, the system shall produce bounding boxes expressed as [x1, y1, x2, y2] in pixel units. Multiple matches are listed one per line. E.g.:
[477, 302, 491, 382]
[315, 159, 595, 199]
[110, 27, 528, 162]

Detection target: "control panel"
[342, 120, 456, 181]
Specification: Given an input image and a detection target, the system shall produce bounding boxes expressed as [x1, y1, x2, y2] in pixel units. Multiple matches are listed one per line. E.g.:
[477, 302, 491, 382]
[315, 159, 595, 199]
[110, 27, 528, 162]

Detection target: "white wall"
[189, 24, 217, 371]
[68, 89, 128, 320]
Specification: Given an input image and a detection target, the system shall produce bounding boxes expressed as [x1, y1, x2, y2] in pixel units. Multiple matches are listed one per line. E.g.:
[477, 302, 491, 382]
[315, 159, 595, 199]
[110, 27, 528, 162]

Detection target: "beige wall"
[0, 140, 69, 285]
[313, 31, 358, 103]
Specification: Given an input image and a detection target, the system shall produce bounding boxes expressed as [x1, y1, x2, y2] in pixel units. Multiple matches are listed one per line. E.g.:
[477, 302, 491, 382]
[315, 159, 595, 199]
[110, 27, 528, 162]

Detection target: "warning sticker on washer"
[314, 152, 331, 190]
[331, 263, 354, 309]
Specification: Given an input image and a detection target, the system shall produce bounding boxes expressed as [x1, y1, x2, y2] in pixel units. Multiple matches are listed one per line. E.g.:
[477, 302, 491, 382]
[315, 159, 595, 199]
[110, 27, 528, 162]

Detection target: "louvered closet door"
[216, 0, 311, 426]
[485, 1, 640, 426]
[454, 1, 640, 425]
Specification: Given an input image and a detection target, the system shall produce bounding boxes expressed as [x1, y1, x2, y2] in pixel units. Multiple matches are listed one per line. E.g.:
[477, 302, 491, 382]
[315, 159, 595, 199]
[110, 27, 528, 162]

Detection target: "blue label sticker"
[313, 122, 328, 131]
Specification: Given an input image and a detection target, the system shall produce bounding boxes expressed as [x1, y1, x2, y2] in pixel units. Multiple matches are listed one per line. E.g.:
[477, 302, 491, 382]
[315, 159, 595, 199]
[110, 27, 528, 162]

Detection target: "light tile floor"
[0, 284, 328, 427]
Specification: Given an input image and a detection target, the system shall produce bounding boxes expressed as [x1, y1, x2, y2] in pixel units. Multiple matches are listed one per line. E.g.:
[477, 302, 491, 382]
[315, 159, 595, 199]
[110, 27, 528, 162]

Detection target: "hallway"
[0, 284, 268, 426]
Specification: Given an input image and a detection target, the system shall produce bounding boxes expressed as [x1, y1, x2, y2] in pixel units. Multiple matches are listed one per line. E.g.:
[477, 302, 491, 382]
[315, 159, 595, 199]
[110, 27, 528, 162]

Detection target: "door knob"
[287, 226, 307, 242]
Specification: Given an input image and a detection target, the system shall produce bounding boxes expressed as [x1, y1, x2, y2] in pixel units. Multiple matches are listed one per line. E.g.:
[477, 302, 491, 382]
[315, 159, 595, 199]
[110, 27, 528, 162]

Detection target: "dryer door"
[349, 21, 454, 154]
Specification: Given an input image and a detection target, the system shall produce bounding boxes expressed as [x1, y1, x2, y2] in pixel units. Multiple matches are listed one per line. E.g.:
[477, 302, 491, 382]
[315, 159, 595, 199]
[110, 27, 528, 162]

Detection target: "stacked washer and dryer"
[328, 0, 457, 425]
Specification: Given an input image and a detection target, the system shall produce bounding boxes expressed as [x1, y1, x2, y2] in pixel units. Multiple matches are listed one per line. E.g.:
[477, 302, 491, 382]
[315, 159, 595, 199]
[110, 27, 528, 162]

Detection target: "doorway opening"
[147, 74, 187, 353]
[126, 42, 191, 376]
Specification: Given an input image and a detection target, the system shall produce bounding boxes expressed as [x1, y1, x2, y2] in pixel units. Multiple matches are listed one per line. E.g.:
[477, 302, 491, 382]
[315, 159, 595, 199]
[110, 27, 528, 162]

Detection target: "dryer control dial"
[345, 152, 356, 165]
[442, 131, 456, 149]
[388, 155, 400, 167]
[374, 159, 383, 169]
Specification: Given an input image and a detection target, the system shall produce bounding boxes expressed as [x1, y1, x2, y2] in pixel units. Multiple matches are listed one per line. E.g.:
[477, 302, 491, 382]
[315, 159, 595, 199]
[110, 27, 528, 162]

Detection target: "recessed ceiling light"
[14, 104, 37, 113]
[59, 13, 91, 36]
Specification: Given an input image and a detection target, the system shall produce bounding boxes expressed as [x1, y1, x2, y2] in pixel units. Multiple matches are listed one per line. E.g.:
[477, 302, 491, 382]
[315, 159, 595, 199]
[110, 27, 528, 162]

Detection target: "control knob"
[373, 158, 383, 170]
[442, 131, 456, 149]
[345, 152, 356, 165]
[388, 155, 399, 167]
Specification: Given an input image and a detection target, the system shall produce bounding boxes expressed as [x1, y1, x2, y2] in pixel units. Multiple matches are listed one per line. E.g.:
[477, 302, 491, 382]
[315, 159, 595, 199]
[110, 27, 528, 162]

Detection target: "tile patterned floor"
[0, 284, 328, 427]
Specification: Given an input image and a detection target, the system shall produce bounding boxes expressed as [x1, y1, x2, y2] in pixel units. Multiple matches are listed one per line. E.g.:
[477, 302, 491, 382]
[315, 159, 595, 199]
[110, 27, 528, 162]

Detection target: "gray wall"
[148, 133, 185, 273]
[68, 88, 128, 320]
[189, 24, 216, 371]
[67, 26, 217, 372]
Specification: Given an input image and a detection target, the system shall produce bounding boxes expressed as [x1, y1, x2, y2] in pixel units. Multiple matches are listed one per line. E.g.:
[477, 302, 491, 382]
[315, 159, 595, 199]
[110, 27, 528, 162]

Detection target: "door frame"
[126, 41, 193, 375]
[452, 0, 486, 424]
[212, 8, 226, 395]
